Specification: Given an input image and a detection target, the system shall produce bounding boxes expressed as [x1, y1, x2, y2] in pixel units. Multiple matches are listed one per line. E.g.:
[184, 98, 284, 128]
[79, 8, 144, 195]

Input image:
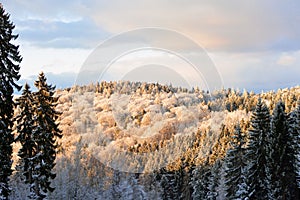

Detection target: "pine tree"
[224, 124, 248, 199]
[14, 83, 36, 198]
[245, 98, 271, 200]
[0, 4, 22, 199]
[30, 72, 62, 199]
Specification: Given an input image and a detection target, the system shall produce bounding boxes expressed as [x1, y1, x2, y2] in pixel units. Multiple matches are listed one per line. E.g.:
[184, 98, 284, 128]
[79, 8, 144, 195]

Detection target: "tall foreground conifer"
[0, 4, 21, 198]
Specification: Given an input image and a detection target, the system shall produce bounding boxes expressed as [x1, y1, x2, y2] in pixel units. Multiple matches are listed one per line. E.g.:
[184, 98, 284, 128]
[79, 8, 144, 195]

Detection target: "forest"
[0, 3, 300, 200]
[10, 81, 300, 199]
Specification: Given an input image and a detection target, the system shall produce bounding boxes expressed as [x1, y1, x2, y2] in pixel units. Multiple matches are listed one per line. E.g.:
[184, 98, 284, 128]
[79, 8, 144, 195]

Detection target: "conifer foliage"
[287, 102, 300, 197]
[245, 99, 271, 200]
[0, 4, 22, 199]
[268, 102, 298, 199]
[32, 72, 62, 199]
[224, 124, 247, 199]
[15, 73, 62, 199]
[15, 83, 35, 190]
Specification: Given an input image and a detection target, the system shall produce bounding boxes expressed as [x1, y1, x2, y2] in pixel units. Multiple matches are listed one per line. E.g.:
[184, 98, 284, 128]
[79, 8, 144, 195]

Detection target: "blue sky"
[2, 0, 300, 92]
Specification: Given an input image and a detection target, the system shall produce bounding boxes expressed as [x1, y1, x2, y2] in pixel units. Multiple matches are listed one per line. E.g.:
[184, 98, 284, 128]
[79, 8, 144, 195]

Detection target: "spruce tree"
[158, 168, 175, 200]
[245, 98, 271, 200]
[206, 160, 221, 200]
[267, 102, 298, 199]
[191, 160, 210, 200]
[0, 4, 22, 198]
[14, 83, 36, 198]
[224, 124, 247, 199]
[287, 102, 300, 198]
[30, 72, 62, 199]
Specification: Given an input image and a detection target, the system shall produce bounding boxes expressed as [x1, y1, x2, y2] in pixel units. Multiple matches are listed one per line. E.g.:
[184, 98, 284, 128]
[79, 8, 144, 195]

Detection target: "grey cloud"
[4, 0, 300, 51]
[15, 18, 109, 48]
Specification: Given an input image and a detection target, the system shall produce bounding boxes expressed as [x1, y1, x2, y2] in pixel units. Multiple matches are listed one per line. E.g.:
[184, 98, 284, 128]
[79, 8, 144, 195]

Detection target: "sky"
[2, 0, 300, 92]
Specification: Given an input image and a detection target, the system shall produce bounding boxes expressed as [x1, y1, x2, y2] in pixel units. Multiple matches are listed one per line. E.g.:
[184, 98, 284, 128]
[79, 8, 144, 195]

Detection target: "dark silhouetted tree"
[0, 4, 22, 199]
[29, 72, 62, 199]
[15, 83, 36, 198]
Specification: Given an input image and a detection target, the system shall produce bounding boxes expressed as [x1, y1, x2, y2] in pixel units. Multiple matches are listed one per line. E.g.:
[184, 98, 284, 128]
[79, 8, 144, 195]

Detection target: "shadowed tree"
[29, 72, 62, 199]
[224, 124, 248, 199]
[245, 99, 271, 200]
[0, 4, 22, 199]
[15, 83, 37, 199]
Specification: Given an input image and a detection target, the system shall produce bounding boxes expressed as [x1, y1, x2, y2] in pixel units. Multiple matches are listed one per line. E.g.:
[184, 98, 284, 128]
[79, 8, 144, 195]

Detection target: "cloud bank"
[2, 0, 299, 91]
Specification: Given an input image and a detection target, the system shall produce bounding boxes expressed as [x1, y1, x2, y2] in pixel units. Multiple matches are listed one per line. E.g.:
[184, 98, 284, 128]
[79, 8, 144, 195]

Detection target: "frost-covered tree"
[287, 102, 300, 198]
[29, 72, 62, 199]
[245, 99, 271, 200]
[14, 83, 36, 198]
[191, 160, 210, 200]
[0, 4, 22, 198]
[268, 102, 298, 199]
[158, 168, 176, 200]
[224, 124, 248, 199]
[206, 160, 221, 200]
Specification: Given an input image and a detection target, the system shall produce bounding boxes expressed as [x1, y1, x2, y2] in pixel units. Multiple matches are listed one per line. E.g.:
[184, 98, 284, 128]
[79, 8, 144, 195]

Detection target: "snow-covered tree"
[29, 72, 62, 199]
[158, 168, 176, 200]
[224, 124, 248, 199]
[287, 102, 300, 198]
[14, 83, 37, 198]
[191, 160, 210, 200]
[206, 160, 221, 200]
[0, 4, 22, 198]
[245, 98, 271, 200]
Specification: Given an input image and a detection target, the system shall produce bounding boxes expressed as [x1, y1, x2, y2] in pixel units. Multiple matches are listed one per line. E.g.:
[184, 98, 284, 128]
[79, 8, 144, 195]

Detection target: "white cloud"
[277, 54, 296, 66]
[5, 0, 300, 51]
[19, 44, 92, 78]
[82, 0, 300, 51]
[3, 0, 300, 90]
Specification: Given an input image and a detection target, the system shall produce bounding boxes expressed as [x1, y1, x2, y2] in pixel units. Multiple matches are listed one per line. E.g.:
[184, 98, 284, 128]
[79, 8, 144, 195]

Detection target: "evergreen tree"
[245, 98, 271, 200]
[158, 168, 175, 200]
[224, 124, 248, 199]
[191, 160, 210, 200]
[30, 72, 62, 199]
[0, 4, 22, 198]
[267, 102, 299, 199]
[206, 160, 221, 200]
[287, 102, 300, 198]
[14, 83, 36, 198]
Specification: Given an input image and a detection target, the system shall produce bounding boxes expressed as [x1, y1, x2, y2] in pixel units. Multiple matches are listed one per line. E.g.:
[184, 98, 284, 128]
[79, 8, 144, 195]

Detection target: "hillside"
[11, 81, 300, 199]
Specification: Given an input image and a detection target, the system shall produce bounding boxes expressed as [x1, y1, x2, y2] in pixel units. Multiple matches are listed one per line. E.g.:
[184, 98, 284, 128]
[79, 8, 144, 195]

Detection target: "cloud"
[3, 0, 300, 91]
[15, 18, 109, 48]
[4, 1, 110, 48]
[4, 0, 300, 51]
[212, 51, 300, 92]
[19, 45, 91, 78]
[81, 0, 300, 52]
[277, 54, 296, 66]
